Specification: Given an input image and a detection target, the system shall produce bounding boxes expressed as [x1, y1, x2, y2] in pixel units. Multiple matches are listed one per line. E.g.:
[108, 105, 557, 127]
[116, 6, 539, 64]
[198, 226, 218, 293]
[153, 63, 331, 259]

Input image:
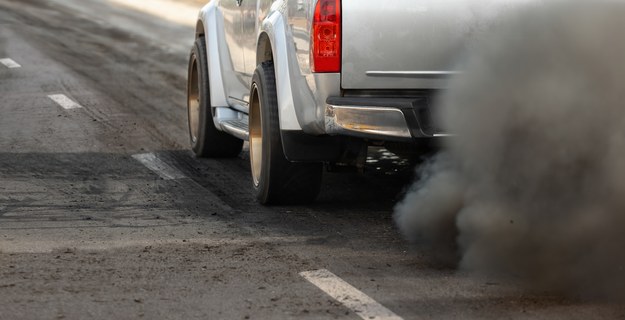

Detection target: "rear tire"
[187, 37, 243, 158]
[249, 62, 323, 205]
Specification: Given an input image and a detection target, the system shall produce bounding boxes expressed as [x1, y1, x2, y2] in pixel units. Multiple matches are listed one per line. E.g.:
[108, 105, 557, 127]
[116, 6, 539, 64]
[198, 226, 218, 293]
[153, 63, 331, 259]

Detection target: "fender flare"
[259, 10, 306, 131]
[198, 2, 230, 109]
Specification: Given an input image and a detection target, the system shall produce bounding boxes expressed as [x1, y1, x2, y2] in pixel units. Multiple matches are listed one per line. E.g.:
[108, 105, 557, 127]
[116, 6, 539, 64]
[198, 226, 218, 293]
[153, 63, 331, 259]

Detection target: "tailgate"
[341, 0, 536, 90]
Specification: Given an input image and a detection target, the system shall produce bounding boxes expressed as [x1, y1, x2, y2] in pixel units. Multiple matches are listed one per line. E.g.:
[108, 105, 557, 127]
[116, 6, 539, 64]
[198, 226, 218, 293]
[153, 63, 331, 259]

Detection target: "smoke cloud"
[395, 0, 625, 299]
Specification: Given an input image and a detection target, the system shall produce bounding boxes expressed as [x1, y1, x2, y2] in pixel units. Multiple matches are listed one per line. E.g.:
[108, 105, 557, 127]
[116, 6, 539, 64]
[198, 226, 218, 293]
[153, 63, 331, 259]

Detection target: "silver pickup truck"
[186, 0, 529, 204]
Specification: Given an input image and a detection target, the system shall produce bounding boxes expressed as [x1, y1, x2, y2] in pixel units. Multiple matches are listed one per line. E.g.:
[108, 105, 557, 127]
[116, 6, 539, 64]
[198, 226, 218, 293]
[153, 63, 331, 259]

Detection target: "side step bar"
[220, 119, 249, 141]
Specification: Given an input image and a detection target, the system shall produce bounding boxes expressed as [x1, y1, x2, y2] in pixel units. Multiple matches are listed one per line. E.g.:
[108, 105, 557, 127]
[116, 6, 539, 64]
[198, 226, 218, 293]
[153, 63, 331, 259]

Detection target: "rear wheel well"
[195, 20, 205, 38]
[256, 33, 273, 65]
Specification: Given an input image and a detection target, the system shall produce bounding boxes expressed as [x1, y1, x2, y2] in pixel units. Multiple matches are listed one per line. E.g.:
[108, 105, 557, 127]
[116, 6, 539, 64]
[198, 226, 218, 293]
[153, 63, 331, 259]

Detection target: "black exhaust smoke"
[395, 0, 625, 299]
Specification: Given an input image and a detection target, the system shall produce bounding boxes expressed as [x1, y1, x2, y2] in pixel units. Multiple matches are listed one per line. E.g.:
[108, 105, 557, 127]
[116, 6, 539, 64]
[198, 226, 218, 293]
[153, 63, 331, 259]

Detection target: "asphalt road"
[0, 0, 624, 319]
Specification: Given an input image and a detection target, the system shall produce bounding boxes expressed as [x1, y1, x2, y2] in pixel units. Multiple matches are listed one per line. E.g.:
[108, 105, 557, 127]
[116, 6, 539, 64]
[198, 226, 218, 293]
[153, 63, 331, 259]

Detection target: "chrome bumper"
[324, 96, 449, 141]
[325, 104, 412, 140]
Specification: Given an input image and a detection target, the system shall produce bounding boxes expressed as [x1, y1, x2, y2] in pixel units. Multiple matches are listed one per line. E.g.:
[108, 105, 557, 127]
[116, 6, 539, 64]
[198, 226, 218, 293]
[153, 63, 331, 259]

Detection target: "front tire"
[249, 62, 323, 205]
[187, 37, 243, 158]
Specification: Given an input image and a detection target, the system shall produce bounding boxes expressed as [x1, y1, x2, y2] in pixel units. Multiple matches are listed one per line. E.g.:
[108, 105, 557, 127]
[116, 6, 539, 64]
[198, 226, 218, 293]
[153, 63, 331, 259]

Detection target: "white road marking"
[48, 94, 83, 110]
[0, 58, 21, 68]
[132, 153, 186, 180]
[107, 0, 197, 26]
[300, 269, 404, 320]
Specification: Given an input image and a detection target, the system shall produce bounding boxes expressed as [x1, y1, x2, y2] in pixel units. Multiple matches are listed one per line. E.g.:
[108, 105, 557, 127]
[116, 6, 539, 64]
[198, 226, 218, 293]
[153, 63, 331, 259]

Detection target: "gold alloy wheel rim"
[188, 57, 200, 144]
[249, 83, 262, 187]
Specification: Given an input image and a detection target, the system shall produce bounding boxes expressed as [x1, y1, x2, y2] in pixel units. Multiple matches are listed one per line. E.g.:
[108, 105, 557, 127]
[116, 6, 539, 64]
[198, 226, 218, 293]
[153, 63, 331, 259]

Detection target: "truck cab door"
[219, 0, 249, 105]
[240, 0, 260, 98]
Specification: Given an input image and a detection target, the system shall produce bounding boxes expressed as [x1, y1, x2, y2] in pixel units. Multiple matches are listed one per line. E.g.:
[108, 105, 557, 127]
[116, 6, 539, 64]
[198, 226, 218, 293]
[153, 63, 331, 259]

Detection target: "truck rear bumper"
[324, 96, 446, 141]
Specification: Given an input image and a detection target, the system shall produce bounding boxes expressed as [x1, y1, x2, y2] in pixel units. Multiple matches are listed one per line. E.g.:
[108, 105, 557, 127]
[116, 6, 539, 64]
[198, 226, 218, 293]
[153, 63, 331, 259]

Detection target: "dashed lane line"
[107, 0, 197, 26]
[48, 94, 83, 110]
[300, 269, 404, 320]
[132, 153, 186, 180]
[0, 58, 21, 68]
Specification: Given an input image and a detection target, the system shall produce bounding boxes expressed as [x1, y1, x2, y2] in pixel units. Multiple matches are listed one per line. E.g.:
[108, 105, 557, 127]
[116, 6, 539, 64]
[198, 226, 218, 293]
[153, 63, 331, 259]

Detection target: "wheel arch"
[195, 20, 205, 38]
[256, 32, 274, 65]
[196, 3, 229, 109]
[258, 13, 302, 132]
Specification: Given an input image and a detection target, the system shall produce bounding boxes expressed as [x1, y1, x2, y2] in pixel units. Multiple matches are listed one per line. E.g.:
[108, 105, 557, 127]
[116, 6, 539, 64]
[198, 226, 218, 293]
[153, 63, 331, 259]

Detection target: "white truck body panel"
[196, 0, 542, 141]
[341, 0, 537, 89]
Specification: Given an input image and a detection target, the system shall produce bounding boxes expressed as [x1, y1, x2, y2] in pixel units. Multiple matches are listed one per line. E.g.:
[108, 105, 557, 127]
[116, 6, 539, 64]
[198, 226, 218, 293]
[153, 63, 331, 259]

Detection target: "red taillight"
[311, 0, 341, 73]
